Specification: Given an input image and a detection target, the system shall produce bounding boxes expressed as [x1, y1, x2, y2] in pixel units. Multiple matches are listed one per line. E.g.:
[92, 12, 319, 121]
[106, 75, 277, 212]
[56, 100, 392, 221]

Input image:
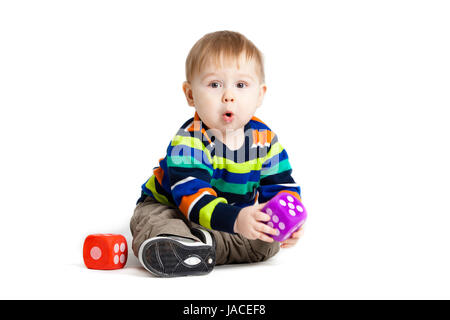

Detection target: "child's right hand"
[233, 203, 278, 242]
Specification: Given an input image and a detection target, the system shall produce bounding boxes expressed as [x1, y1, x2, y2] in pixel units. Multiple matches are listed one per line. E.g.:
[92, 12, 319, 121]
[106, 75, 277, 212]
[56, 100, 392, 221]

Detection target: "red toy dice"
[83, 234, 128, 270]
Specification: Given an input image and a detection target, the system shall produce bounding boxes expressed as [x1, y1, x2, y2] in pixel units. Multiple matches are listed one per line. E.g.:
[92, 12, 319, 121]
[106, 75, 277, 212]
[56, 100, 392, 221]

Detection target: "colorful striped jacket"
[140, 112, 301, 234]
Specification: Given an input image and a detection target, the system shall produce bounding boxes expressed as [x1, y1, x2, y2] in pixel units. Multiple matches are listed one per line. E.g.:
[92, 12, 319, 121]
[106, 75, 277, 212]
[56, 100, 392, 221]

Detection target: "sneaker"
[138, 228, 216, 277]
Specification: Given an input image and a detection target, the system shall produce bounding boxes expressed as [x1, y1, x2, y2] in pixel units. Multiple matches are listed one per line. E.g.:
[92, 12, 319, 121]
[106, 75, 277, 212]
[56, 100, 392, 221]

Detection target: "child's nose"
[222, 91, 235, 103]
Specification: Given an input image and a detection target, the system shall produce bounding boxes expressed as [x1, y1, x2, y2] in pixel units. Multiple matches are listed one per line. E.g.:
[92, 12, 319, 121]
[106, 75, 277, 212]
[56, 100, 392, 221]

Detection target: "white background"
[1, 0, 449, 299]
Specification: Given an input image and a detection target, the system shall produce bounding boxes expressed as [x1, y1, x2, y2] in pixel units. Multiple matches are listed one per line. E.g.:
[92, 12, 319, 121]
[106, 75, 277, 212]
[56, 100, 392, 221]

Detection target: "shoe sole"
[138, 237, 215, 277]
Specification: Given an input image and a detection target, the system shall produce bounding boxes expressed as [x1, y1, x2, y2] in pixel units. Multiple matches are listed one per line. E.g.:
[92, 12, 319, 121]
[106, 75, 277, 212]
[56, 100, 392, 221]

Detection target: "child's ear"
[256, 83, 267, 108]
[182, 81, 195, 107]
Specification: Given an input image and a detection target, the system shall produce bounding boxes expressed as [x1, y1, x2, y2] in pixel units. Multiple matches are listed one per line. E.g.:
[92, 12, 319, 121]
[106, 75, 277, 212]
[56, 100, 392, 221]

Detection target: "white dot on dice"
[90, 246, 102, 260]
[296, 205, 303, 212]
[275, 229, 280, 236]
[266, 208, 273, 215]
[120, 254, 126, 263]
[273, 215, 279, 223]
[114, 243, 119, 253]
[287, 195, 294, 202]
[279, 222, 285, 230]
[120, 242, 126, 252]
[289, 209, 296, 216]
[114, 255, 119, 264]
[288, 203, 294, 209]
[279, 200, 286, 206]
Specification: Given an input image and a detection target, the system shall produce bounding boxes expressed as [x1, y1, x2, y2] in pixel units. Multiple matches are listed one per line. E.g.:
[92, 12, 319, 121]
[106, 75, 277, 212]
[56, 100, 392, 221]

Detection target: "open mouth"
[223, 111, 234, 123]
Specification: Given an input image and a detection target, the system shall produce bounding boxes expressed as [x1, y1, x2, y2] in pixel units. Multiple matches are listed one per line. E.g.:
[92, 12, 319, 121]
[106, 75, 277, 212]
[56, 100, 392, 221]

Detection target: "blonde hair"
[185, 30, 265, 83]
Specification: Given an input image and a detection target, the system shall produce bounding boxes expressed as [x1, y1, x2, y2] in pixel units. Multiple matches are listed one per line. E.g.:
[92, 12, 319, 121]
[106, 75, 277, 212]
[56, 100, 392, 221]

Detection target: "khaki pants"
[130, 196, 280, 265]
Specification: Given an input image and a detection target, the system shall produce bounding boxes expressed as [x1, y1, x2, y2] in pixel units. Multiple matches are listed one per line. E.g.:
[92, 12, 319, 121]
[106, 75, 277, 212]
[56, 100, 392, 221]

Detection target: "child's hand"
[233, 203, 278, 242]
[280, 226, 305, 248]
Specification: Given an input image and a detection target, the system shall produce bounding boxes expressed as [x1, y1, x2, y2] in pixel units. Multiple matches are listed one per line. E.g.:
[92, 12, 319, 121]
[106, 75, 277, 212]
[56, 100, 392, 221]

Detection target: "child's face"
[183, 54, 267, 136]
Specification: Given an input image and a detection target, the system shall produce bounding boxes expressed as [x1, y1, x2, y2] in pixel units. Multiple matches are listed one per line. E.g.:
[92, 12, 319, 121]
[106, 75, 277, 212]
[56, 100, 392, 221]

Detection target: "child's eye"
[209, 81, 222, 88]
[236, 82, 247, 89]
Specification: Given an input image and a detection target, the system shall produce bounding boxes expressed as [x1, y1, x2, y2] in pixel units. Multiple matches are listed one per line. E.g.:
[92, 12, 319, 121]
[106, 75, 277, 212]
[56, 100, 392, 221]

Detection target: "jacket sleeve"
[166, 133, 241, 234]
[257, 134, 302, 203]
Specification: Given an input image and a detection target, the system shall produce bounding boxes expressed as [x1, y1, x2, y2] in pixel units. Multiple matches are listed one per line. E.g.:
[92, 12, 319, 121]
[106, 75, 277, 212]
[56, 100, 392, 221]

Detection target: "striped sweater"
[140, 112, 301, 234]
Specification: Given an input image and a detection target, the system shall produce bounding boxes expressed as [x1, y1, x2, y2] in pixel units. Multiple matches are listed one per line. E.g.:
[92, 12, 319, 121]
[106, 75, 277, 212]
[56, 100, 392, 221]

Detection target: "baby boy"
[130, 30, 304, 277]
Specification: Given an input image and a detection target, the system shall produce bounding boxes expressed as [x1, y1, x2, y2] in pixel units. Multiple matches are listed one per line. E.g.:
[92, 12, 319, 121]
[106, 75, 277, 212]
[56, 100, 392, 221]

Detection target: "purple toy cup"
[262, 192, 307, 242]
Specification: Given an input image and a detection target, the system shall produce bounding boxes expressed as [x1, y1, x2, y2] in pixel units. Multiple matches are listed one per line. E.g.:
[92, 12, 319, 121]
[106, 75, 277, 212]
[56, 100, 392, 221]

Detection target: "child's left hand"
[280, 226, 305, 249]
